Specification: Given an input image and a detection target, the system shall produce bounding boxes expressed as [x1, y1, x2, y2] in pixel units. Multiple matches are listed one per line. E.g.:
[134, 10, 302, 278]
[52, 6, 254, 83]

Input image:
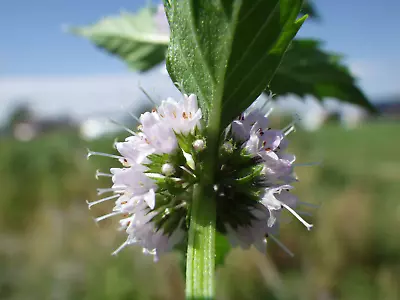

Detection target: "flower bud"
[161, 163, 175, 176]
[193, 139, 205, 151]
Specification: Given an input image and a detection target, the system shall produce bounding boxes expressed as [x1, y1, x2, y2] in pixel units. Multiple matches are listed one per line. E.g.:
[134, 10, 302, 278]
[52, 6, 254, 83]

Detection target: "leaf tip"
[296, 14, 309, 25]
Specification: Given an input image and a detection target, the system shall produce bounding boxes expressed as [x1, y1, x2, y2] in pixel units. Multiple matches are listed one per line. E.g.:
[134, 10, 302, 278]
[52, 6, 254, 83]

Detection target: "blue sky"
[0, 0, 399, 121]
[0, 0, 146, 75]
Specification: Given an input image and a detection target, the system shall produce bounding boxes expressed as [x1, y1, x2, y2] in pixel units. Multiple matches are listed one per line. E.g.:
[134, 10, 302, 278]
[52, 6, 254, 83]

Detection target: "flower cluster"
[222, 109, 313, 254]
[88, 93, 313, 259]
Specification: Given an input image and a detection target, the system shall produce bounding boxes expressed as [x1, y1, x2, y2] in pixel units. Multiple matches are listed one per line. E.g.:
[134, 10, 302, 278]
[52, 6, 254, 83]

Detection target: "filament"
[87, 150, 123, 160]
[268, 234, 294, 257]
[95, 211, 122, 222]
[86, 194, 120, 209]
[281, 203, 313, 230]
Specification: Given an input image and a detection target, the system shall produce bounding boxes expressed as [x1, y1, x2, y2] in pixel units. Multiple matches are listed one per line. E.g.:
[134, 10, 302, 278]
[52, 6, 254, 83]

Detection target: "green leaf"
[164, 0, 306, 130]
[69, 7, 169, 72]
[70, 2, 375, 114]
[164, 1, 306, 299]
[270, 39, 377, 112]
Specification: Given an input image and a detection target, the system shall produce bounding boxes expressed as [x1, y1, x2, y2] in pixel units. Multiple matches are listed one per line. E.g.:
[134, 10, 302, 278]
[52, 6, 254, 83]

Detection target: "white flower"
[87, 93, 314, 259]
[156, 94, 202, 134]
[88, 94, 201, 260]
[139, 111, 177, 154]
[225, 205, 270, 251]
[227, 104, 314, 254]
[115, 135, 153, 166]
[232, 110, 270, 141]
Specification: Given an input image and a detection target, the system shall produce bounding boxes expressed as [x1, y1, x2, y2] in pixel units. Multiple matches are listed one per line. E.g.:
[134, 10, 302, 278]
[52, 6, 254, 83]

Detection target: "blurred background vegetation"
[0, 115, 399, 299]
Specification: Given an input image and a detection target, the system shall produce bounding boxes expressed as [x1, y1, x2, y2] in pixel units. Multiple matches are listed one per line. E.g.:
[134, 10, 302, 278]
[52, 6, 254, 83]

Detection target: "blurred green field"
[0, 120, 399, 300]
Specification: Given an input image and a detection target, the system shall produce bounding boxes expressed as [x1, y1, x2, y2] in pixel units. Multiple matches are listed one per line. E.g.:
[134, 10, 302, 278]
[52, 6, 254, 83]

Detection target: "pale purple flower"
[87, 93, 314, 259]
[87, 94, 201, 260]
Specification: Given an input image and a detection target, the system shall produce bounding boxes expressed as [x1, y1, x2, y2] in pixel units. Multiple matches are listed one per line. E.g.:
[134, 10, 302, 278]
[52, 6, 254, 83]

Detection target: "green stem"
[186, 183, 216, 299]
[185, 60, 222, 298]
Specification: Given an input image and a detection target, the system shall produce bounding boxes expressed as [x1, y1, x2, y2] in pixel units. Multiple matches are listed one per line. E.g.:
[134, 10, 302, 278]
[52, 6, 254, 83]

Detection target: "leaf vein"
[225, 1, 280, 83]
[186, 3, 217, 88]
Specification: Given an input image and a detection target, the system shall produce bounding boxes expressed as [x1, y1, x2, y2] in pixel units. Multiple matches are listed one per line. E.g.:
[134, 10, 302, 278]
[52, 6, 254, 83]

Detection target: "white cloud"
[348, 60, 374, 78]
[347, 59, 400, 98]
[0, 66, 180, 124]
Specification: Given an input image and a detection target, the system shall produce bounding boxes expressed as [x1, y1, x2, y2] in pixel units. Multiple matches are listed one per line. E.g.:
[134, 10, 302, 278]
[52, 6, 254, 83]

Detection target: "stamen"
[112, 240, 129, 256]
[145, 173, 166, 179]
[284, 125, 296, 136]
[296, 210, 313, 217]
[268, 234, 294, 257]
[94, 211, 122, 222]
[97, 187, 124, 195]
[264, 107, 274, 117]
[118, 103, 141, 125]
[120, 158, 130, 167]
[86, 194, 120, 209]
[282, 114, 301, 134]
[127, 110, 141, 123]
[281, 203, 313, 230]
[108, 119, 136, 135]
[259, 99, 273, 115]
[139, 86, 158, 107]
[95, 170, 113, 179]
[87, 150, 123, 160]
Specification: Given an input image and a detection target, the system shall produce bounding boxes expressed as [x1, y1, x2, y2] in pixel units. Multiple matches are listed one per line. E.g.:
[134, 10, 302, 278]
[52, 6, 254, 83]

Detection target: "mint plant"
[86, 1, 319, 299]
